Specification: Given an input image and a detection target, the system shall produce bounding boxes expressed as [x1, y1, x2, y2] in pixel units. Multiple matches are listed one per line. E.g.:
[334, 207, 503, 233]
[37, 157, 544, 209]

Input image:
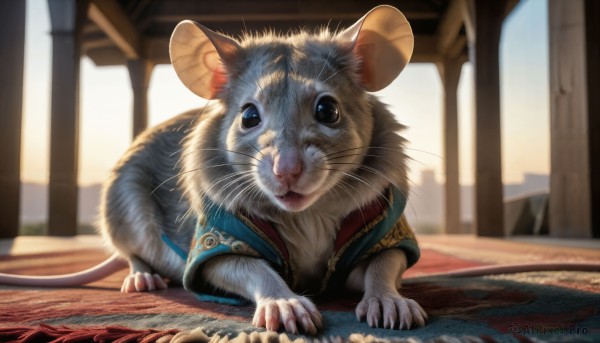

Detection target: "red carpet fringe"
[0, 324, 179, 343]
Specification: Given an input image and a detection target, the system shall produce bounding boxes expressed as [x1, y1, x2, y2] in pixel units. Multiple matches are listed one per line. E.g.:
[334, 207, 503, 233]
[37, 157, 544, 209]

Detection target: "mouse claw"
[153, 273, 168, 290]
[253, 295, 322, 335]
[356, 292, 427, 330]
[121, 272, 168, 292]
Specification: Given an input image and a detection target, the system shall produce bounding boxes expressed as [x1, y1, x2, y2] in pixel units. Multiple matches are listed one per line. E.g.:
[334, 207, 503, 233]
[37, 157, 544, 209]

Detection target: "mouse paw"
[120, 272, 168, 292]
[252, 295, 323, 335]
[355, 292, 427, 330]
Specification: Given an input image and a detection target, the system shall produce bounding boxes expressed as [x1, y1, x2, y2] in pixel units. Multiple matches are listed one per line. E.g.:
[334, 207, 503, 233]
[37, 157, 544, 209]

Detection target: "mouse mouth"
[277, 191, 304, 201]
[275, 191, 312, 212]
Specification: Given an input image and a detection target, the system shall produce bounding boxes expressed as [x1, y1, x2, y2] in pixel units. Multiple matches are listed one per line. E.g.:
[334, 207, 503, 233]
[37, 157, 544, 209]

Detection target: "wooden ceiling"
[83, 0, 469, 66]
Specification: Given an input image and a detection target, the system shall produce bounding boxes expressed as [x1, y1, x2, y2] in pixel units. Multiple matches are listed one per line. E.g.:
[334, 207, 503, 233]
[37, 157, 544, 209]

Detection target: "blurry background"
[19, 0, 549, 235]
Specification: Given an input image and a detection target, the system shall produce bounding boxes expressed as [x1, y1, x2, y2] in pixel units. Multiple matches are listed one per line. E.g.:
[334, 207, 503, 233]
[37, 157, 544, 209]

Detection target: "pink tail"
[0, 253, 127, 287]
[406, 262, 600, 280]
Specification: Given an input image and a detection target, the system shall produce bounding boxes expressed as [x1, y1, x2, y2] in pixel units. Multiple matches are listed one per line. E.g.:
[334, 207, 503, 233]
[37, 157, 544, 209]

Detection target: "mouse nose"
[273, 150, 303, 184]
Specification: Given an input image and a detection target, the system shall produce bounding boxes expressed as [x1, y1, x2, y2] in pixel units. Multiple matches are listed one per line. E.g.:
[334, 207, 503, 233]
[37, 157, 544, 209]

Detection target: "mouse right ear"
[170, 21, 241, 99]
[337, 5, 414, 92]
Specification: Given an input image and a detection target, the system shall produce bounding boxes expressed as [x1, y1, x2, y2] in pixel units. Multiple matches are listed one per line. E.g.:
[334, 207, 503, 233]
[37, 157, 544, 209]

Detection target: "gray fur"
[99, 14, 423, 333]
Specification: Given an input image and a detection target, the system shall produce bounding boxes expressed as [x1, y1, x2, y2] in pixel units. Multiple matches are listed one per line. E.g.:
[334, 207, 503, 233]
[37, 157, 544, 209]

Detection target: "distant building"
[405, 170, 550, 234]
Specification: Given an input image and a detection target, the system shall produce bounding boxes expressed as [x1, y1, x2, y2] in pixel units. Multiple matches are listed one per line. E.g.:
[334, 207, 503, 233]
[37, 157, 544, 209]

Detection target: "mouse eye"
[315, 97, 339, 124]
[241, 105, 261, 129]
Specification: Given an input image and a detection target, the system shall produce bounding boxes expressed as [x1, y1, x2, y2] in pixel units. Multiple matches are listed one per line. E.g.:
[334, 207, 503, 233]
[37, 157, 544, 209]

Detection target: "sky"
[21, 0, 549, 188]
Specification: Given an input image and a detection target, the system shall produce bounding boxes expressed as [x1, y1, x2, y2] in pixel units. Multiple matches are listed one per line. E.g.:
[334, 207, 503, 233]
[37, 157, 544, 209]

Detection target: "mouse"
[99, 5, 424, 333]
[2, 4, 599, 335]
[110, 4, 422, 333]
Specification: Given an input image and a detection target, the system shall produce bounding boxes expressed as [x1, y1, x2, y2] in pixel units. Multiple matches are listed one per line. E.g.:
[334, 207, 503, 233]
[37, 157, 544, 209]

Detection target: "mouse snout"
[273, 149, 303, 185]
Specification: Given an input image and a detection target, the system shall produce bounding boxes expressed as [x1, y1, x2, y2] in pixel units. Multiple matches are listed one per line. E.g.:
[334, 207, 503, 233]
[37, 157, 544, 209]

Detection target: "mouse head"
[170, 5, 413, 214]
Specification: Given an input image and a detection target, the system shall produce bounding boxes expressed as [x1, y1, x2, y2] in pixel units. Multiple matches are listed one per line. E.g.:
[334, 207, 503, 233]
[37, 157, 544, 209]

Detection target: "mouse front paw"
[120, 272, 168, 292]
[252, 295, 323, 335]
[355, 292, 427, 330]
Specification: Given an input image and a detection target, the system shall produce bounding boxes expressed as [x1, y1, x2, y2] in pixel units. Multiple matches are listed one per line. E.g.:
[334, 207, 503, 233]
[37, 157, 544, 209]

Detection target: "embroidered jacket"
[164, 186, 420, 305]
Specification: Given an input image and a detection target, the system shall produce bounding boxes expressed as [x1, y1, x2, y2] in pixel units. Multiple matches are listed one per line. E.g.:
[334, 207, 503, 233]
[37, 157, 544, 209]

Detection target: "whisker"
[222, 177, 257, 210]
[322, 179, 338, 202]
[229, 180, 260, 210]
[322, 66, 353, 83]
[334, 180, 367, 228]
[248, 182, 265, 204]
[324, 168, 392, 207]
[248, 144, 265, 158]
[403, 147, 443, 159]
[169, 147, 186, 158]
[316, 45, 334, 83]
[406, 156, 430, 168]
[176, 206, 196, 234]
[189, 148, 262, 162]
[182, 102, 212, 137]
[327, 162, 398, 190]
[150, 162, 256, 195]
[203, 170, 255, 197]
[218, 173, 256, 199]
[324, 146, 405, 159]
[169, 106, 214, 169]
[325, 153, 389, 162]
[321, 141, 342, 154]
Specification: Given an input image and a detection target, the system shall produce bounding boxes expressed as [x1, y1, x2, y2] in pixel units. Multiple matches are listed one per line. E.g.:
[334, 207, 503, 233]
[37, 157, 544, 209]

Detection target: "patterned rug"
[1, 235, 599, 342]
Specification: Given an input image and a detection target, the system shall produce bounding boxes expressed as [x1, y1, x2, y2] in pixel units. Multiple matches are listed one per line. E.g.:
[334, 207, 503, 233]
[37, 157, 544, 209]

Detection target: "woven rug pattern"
[1, 235, 599, 342]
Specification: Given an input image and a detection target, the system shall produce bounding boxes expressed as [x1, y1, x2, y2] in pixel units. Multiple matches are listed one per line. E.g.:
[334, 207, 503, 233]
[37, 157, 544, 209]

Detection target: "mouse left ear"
[170, 20, 241, 99]
[337, 5, 414, 92]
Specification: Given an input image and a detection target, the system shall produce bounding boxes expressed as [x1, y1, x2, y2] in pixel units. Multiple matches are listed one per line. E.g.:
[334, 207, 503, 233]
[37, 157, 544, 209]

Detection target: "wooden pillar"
[47, 0, 88, 236]
[586, 0, 600, 238]
[438, 57, 464, 234]
[127, 59, 154, 138]
[0, 1, 26, 238]
[548, 0, 600, 238]
[470, 0, 507, 236]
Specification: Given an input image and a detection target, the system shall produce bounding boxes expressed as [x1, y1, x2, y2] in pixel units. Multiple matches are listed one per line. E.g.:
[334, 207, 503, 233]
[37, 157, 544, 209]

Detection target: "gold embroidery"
[199, 232, 219, 250]
[362, 214, 415, 259]
[198, 230, 260, 257]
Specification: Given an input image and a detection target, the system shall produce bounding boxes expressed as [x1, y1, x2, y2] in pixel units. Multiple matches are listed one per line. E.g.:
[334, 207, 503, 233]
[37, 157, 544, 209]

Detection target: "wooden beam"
[505, 0, 521, 19]
[146, 0, 440, 24]
[460, 0, 475, 46]
[447, 35, 467, 59]
[127, 59, 154, 138]
[82, 22, 102, 35]
[151, 11, 439, 24]
[548, 0, 599, 238]
[47, 0, 88, 236]
[129, 0, 153, 22]
[585, 0, 600, 238]
[86, 46, 127, 66]
[88, 0, 142, 59]
[155, 13, 369, 23]
[0, 0, 26, 238]
[437, 55, 466, 234]
[413, 35, 443, 63]
[437, 0, 464, 56]
[461, 0, 519, 48]
[82, 37, 113, 51]
[472, 0, 506, 237]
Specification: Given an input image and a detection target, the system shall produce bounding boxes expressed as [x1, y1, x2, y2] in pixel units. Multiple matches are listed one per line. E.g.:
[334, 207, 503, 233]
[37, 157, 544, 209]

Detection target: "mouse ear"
[337, 5, 414, 92]
[170, 20, 241, 99]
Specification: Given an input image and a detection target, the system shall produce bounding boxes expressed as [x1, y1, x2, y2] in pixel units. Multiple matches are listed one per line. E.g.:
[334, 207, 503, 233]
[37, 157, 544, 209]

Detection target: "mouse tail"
[0, 252, 127, 287]
[406, 262, 600, 280]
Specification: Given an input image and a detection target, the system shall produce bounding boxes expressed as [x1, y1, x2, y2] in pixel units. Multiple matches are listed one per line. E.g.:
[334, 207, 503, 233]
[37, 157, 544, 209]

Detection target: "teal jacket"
[164, 186, 420, 305]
